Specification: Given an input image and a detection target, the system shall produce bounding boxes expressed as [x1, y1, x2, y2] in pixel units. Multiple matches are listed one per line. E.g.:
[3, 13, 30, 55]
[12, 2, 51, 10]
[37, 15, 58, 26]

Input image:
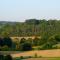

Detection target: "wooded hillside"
[0, 19, 60, 38]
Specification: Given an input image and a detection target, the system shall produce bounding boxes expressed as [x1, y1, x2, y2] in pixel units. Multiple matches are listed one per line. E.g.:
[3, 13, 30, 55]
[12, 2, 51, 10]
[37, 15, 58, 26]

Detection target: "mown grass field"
[1, 49, 60, 60]
[15, 57, 60, 60]
[23, 58, 60, 60]
[10, 49, 60, 58]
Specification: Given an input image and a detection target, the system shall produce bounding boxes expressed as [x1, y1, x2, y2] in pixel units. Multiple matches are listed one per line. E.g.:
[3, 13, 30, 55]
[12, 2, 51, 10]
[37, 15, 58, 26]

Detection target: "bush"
[34, 53, 37, 58]
[5, 55, 13, 60]
[0, 55, 4, 60]
[20, 56, 24, 59]
[20, 42, 32, 51]
[3, 37, 12, 47]
[1, 46, 10, 51]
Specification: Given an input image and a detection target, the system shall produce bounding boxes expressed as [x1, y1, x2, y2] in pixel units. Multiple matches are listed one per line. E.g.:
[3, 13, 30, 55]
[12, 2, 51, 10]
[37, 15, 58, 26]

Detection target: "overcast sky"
[0, 0, 60, 22]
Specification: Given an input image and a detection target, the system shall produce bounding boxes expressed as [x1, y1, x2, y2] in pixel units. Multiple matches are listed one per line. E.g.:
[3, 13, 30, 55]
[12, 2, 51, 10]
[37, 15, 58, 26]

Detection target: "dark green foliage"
[0, 19, 60, 50]
[20, 38, 26, 44]
[27, 38, 33, 46]
[0, 55, 4, 60]
[0, 55, 13, 60]
[39, 36, 48, 45]
[20, 42, 32, 51]
[43, 43, 52, 49]
[0, 38, 4, 46]
[47, 36, 57, 46]
[20, 38, 32, 51]
[0, 37, 13, 51]
[0, 19, 60, 37]
[25, 19, 39, 25]
[33, 37, 40, 46]
[5, 55, 13, 60]
[55, 35, 60, 42]
[20, 56, 24, 59]
[3, 37, 12, 47]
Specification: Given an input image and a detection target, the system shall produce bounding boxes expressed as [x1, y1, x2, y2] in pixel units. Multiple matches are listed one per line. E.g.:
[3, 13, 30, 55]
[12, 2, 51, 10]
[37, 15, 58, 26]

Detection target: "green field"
[15, 57, 60, 60]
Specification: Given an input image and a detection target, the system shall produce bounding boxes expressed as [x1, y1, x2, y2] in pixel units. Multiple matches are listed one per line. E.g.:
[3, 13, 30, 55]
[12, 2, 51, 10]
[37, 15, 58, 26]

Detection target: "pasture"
[1, 49, 60, 60]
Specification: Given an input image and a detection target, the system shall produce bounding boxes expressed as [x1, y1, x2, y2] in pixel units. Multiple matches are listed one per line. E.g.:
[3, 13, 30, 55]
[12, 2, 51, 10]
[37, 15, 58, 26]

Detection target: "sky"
[0, 0, 60, 22]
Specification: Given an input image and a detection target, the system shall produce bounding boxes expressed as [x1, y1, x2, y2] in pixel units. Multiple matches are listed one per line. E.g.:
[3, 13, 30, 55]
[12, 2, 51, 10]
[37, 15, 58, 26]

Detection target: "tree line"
[0, 34, 60, 51]
[0, 19, 60, 51]
[0, 19, 60, 37]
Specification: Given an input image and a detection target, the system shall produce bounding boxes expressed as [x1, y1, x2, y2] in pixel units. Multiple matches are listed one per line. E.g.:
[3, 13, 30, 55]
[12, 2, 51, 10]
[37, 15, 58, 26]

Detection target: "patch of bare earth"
[11, 49, 60, 58]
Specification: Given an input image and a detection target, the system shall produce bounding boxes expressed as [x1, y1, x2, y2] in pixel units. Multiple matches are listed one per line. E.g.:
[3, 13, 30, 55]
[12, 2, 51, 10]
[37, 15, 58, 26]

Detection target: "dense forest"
[0, 19, 60, 37]
[0, 19, 60, 51]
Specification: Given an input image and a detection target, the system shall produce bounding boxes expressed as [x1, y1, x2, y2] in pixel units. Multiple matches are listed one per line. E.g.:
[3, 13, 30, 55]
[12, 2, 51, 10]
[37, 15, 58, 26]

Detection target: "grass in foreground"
[15, 57, 60, 60]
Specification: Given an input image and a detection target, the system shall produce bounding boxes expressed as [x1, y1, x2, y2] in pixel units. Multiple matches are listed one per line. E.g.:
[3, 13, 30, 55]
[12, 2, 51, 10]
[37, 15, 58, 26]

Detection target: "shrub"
[5, 55, 13, 60]
[0, 55, 4, 60]
[34, 53, 37, 58]
[20, 42, 32, 51]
